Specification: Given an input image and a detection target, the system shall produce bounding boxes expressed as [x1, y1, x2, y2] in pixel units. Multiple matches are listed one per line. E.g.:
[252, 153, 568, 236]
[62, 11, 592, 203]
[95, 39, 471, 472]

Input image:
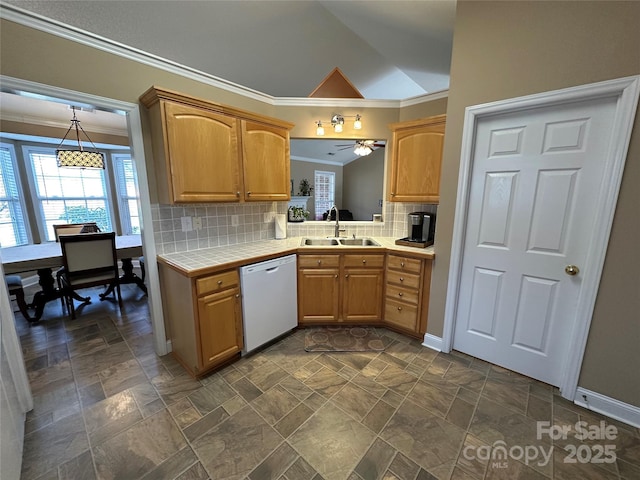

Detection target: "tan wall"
[399, 97, 448, 122]
[435, 1, 640, 405]
[343, 149, 385, 221]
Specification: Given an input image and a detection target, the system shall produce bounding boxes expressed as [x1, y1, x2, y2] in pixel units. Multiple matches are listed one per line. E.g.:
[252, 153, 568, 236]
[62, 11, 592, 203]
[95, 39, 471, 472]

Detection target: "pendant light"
[56, 106, 105, 169]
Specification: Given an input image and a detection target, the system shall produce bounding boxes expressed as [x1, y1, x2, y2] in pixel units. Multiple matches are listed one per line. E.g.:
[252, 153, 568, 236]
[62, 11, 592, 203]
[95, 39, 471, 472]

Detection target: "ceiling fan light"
[353, 115, 362, 130]
[316, 121, 325, 136]
[354, 143, 372, 156]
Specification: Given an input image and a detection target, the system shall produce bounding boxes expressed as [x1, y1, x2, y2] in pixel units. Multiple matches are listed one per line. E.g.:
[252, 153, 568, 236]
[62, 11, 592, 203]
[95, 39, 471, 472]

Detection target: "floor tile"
[252, 384, 301, 425]
[332, 382, 379, 421]
[249, 442, 299, 480]
[192, 405, 283, 480]
[93, 409, 187, 479]
[289, 402, 376, 480]
[354, 437, 397, 480]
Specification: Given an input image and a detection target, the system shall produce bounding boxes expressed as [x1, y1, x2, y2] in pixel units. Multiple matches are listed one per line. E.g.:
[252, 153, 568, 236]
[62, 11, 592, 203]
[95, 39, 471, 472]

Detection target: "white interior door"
[453, 96, 618, 386]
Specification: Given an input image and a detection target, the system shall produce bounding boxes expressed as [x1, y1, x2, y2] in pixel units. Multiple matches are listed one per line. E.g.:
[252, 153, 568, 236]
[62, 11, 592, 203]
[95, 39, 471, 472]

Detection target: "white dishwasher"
[240, 254, 297, 354]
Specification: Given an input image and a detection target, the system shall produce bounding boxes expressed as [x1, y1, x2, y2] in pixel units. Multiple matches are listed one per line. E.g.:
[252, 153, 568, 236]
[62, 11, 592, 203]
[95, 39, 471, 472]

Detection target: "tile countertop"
[157, 237, 435, 277]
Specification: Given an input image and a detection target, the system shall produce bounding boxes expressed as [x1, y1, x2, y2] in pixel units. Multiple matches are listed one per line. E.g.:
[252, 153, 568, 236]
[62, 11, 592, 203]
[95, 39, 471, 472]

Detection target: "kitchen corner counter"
[157, 237, 435, 277]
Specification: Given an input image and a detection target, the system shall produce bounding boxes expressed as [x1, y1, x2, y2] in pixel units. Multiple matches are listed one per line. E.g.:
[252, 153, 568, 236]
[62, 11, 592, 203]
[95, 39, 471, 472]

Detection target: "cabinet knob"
[217, 280, 223, 285]
[397, 306, 402, 311]
[399, 277, 404, 282]
[235, 294, 239, 298]
[391, 192, 396, 197]
[334, 274, 338, 279]
[398, 292, 404, 297]
[400, 262, 405, 267]
[317, 260, 322, 265]
[247, 191, 252, 196]
[236, 191, 240, 196]
[362, 259, 366, 264]
[345, 274, 349, 279]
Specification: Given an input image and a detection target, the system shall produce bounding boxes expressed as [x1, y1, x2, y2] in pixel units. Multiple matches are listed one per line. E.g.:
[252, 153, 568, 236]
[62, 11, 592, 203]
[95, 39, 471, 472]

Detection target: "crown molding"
[0, 112, 128, 136]
[1, 4, 449, 108]
[0, 4, 275, 105]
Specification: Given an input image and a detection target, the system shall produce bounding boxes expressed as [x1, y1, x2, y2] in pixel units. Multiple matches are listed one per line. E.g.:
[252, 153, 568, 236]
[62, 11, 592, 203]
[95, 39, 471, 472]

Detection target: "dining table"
[1, 235, 145, 322]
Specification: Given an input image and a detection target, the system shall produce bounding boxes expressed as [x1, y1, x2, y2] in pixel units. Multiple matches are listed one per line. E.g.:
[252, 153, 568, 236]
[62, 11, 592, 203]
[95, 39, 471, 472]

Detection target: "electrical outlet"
[193, 217, 202, 230]
[180, 216, 193, 232]
[231, 215, 239, 227]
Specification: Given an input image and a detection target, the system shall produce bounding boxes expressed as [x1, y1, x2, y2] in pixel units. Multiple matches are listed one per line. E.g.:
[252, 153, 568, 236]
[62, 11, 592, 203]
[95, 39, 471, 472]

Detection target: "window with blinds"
[0, 143, 29, 247]
[113, 153, 141, 234]
[25, 146, 113, 242]
[314, 170, 335, 220]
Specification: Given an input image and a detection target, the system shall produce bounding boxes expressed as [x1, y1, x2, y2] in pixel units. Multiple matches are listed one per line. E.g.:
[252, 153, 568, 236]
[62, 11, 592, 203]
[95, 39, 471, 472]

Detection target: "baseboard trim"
[422, 333, 443, 352]
[574, 387, 640, 428]
[165, 339, 172, 354]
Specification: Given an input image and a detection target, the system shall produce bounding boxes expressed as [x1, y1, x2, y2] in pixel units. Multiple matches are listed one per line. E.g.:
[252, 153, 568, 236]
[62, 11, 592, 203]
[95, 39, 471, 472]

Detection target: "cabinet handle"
[217, 280, 223, 285]
[345, 274, 349, 279]
[398, 292, 404, 297]
[362, 259, 366, 264]
[399, 277, 404, 282]
[397, 306, 403, 311]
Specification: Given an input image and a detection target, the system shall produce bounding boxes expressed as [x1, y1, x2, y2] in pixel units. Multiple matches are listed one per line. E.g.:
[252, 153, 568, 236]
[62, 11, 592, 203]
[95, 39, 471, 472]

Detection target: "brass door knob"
[565, 265, 580, 276]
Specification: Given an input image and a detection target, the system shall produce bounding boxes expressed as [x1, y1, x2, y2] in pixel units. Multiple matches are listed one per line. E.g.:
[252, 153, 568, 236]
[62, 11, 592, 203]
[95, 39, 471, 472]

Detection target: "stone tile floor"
[12, 282, 640, 480]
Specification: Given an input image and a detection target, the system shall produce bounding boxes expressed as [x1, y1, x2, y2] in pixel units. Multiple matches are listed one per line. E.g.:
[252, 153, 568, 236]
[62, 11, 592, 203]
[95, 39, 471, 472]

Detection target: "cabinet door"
[389, 117, 445, 203]
[241, 120, 291, 201]
[164, 102, 241, 202]
[342, 269, 383, 322]
[298, 269, 340, 323]
[197, 287, 243, 370]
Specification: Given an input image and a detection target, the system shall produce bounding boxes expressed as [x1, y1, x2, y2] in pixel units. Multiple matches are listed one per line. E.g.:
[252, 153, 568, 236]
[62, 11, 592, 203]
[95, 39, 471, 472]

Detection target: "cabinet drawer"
[385, 299, 418, 331]
[343, 254, 385, 269]
[196, 270, 239, 296]
[298, 255, 340, 268]
[387, 255, 422, 274]
[385, 284, 419, 305]
[386, 271, 421, 289]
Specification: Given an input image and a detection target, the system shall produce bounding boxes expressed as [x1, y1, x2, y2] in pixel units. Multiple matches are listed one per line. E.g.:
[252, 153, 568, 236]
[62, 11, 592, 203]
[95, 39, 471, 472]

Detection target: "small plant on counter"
[288, 206, 309, 222]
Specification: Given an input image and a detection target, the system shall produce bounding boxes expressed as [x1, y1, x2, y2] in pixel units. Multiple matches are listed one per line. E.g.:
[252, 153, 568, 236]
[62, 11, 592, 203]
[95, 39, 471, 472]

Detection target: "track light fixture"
[315, 113, 362, 136]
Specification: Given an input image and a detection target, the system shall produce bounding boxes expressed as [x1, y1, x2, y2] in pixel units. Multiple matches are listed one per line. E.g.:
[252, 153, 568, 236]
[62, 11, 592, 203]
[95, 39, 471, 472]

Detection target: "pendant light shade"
[56, 106, 105, 169]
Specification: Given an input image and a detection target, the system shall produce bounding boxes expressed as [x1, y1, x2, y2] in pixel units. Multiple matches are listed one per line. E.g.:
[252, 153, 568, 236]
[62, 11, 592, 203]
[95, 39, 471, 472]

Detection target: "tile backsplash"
[152, 202, 437, 254]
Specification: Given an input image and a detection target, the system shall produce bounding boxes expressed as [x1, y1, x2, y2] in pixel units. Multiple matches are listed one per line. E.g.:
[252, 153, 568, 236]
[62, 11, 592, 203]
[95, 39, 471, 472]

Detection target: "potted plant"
[288, 206, 309, 222]
[298, 178, 314, 196]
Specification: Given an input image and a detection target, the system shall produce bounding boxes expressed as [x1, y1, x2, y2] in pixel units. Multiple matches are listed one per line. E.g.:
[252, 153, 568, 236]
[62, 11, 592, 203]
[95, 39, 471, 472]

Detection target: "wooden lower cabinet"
[159, 264, 243, 377]
[384, 254, 433, 338]
[298, 253, 384, 324]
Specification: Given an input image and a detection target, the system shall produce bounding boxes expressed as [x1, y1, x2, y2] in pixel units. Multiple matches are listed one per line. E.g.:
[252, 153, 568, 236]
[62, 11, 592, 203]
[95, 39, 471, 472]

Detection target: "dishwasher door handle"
[265, 266, 279, 273]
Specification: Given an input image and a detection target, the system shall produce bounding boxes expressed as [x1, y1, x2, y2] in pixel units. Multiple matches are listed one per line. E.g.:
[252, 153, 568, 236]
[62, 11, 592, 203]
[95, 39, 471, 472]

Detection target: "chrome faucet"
[327, 205, 340, 237]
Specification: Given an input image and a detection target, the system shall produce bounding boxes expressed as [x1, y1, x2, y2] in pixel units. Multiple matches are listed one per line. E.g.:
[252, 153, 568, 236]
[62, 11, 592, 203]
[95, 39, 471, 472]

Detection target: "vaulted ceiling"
[3, 0, 456, 100]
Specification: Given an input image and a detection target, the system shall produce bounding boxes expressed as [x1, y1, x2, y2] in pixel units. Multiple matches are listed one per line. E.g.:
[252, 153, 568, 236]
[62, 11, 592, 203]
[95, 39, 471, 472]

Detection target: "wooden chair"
[59, 232, 122, 319]
[5, 275, 32, 322]
[53, 222, 101, 310]
[53, 222, 99, 242]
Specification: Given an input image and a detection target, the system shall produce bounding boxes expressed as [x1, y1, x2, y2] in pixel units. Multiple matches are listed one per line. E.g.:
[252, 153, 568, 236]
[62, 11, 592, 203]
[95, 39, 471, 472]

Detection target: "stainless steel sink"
[301, 238, 339, 246]
[339, 238, 381, 246]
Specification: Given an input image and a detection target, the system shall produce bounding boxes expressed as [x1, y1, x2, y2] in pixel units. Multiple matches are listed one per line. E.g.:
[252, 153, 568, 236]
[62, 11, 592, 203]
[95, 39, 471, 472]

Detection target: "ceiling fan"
[335, 140, 385, 156]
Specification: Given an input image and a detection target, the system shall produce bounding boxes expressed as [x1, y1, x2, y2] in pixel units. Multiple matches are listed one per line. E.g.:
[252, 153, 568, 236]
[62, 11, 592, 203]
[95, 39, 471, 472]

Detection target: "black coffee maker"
[407, 212, 436, 245]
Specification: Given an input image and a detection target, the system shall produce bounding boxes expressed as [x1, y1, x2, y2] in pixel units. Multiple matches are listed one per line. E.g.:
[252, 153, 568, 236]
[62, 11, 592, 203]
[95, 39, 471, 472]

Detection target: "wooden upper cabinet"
[140, 86, 294, 204]
[388, 114, 446, 203]
[241, 120, 291, 201]
[164, 102, 241, 202]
